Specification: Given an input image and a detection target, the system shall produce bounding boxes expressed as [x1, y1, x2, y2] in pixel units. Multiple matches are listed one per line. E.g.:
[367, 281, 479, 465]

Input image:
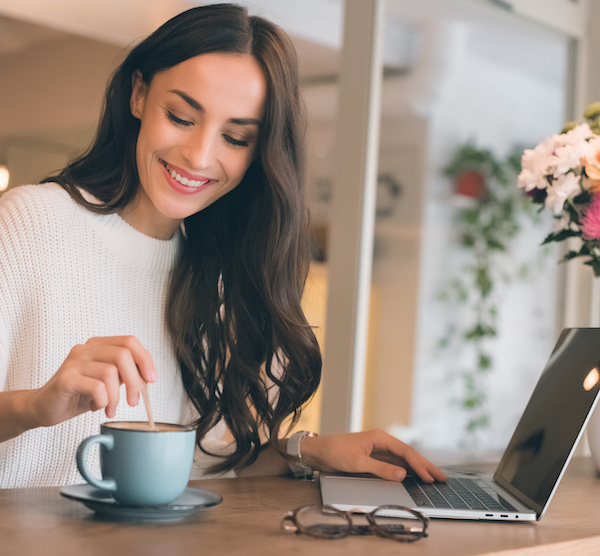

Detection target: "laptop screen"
[494, 328, 600, 514]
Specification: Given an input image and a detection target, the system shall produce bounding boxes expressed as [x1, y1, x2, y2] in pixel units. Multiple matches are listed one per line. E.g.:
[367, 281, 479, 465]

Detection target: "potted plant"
[438, 143, 541, 444]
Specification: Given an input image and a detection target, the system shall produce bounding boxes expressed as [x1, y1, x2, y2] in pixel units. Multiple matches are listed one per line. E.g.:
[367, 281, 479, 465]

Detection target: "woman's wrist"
[11, 390, 40, 431]
[297, 434, 319, 466]
[0, 390, 40, 442]
[286, 431, 319, 478]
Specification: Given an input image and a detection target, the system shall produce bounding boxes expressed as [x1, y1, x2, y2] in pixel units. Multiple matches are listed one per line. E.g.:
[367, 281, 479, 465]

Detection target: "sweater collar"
[79, 189, 182, 274]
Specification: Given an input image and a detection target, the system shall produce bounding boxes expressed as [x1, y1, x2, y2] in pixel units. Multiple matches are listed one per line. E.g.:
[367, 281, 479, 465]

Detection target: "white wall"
[0, 29, 123, 192]
[412, 19, 567, 454]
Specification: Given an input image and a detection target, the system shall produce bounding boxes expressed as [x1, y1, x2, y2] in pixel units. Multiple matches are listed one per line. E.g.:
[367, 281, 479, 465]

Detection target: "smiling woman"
[0, 3, 446, 489]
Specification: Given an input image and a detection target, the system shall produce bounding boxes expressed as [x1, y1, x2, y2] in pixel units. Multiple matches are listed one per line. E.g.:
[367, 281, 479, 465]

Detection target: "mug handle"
[76, 434, 117, 492]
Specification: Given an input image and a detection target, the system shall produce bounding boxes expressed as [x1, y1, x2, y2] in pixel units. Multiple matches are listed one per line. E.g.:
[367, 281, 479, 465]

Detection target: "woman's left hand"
[300, 429, 448, 483]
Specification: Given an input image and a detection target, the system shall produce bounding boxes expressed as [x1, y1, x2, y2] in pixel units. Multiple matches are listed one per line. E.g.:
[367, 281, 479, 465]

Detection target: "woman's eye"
[224, 135, 249, 148]
[166, 111, 193, 127]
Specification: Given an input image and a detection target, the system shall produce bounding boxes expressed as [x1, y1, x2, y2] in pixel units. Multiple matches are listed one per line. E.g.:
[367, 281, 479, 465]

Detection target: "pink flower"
[581, 194, 600, 240]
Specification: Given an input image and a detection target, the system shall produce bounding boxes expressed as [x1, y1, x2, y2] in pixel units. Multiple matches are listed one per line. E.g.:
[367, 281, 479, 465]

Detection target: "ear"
[130, 70, 148, 120]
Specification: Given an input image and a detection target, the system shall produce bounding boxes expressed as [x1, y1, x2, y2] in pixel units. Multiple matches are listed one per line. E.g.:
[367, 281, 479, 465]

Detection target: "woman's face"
[126, 52, 267, 239]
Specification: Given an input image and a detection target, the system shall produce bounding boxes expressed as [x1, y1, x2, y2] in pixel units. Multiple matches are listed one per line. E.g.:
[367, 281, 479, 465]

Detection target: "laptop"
[320, 328, 600, 521]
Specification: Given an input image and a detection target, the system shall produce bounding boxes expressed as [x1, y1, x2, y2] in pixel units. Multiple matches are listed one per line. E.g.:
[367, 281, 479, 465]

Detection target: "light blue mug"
[76, 421, 196, 505]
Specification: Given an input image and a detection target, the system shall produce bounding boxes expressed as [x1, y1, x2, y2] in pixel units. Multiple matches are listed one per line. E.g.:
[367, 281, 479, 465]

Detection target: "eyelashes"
[165, 110, 250, 148]
[166, 111, 193, 127]
[224, 136, 249, 148]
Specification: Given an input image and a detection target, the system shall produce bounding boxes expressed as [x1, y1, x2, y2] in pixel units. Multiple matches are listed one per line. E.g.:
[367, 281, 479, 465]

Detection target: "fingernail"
[394, 469, 406, 481]
[130, 393, 139, 407]
[150, 368, 158, 383]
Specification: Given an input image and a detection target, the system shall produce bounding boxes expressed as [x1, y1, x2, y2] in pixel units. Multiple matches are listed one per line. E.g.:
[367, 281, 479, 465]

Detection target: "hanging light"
[0, 163, 8, 192]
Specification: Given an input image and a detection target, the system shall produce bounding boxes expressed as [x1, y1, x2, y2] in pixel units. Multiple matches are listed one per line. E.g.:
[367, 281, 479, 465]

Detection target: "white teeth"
[166, 164, 208, 188]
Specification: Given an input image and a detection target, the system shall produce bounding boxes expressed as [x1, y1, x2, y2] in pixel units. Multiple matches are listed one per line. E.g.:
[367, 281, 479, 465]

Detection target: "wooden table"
[2, 457, 600, 555]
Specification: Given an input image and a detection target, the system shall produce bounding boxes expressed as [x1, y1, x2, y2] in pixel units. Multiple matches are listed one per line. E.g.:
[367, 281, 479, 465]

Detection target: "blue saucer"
[60, 484, 222, 523]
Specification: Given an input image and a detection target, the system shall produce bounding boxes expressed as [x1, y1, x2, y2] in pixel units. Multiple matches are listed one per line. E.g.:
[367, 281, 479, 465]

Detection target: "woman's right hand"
[27, 335, 157, 428]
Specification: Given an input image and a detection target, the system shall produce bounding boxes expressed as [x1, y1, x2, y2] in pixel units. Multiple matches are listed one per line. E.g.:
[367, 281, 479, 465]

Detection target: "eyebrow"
[168, 89, 262, 126]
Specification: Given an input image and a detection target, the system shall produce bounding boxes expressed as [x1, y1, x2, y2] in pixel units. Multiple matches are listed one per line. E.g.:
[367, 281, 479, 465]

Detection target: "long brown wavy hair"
[42, 3, 322, 474]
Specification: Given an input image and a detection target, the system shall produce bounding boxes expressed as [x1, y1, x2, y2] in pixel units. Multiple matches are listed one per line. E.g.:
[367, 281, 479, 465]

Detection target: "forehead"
[150, 53, 267, 119]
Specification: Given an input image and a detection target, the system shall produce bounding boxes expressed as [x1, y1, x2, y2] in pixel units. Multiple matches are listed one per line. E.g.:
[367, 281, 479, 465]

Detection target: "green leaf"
[562, 243, 593, 263]
[460, 208, 481, 224]
[478, 353, 492, 371]
[584, 258, 600, 278]
[562, 250, 582, 261]
[461, 234, 476, 247]
[484, 237, 506, 251]
[573, 190, 592, 205]
[464, 324, 496, 341]
[542, 229, 580, 245]
[464, 398, 483, 409]
[476, 267, 493, 297]
[466, 415, 490, 431]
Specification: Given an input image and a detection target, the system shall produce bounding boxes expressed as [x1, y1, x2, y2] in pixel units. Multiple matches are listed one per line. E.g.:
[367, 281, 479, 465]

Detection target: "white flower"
[544, 173, 581, 214]
[552, 141, 586, 176]
[560, 122, 594, 146]
[518, 123, 597, 197]
[519, 142, 555, 191]
[547, 125, 594, 176]
[582, 135, 600, 162]
[518, 167, 548, 191]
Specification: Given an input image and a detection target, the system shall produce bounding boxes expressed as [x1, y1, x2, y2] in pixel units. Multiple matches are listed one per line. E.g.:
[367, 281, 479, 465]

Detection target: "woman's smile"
[160, 159, 216, 195]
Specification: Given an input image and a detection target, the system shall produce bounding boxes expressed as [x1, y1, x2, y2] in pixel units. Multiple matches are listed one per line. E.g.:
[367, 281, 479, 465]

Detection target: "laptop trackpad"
[320, 475, 414, 511]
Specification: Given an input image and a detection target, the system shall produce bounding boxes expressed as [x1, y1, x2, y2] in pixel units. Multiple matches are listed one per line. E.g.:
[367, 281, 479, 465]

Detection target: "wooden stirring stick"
[140, 381, 157, 431]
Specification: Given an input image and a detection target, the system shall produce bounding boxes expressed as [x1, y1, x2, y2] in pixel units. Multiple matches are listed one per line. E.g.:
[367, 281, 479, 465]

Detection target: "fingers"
[83, 363, 120, 418]
[80, 347, 138, 407]
[85, 336, 157, 383]
[356, 455, 408, 482]
[71, 372, 112, 413]
[82, 336, 156, 408]
[55, 357, 133, 418]
[370, 430, 448, 483]
[45, 336, 156, 422]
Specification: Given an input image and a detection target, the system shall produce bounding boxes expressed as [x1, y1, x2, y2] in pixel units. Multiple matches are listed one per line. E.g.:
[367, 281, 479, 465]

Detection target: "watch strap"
[286, 430, 318, 479]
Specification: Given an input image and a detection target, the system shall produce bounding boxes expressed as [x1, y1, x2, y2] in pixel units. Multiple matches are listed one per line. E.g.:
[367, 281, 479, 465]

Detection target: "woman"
[0, 3, 446, 488]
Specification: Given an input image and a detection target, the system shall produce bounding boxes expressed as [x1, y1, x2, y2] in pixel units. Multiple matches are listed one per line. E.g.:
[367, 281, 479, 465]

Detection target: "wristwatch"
[286, 430, 318, 479]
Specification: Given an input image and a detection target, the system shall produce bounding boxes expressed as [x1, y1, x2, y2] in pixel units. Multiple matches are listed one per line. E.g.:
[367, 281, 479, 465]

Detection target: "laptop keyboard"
[403, 477, 517, 512]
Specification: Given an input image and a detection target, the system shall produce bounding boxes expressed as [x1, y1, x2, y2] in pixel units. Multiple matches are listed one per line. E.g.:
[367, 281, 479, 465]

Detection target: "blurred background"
[0, 0, 597, 462]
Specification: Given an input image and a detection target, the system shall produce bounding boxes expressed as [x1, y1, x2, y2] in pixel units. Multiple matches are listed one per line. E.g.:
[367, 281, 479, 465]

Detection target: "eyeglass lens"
[370, 506, 428, 541]
[295, 505, 351, 539]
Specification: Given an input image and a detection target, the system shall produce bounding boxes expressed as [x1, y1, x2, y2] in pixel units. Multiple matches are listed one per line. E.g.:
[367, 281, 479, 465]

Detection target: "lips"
[160, 159, 215, 195]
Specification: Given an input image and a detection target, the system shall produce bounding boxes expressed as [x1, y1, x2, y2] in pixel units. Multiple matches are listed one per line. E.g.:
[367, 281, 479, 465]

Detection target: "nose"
[181, 124, 217, 170]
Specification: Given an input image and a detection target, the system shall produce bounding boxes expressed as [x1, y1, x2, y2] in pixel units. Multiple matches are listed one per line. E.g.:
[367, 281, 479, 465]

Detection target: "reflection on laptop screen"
[494, 328, 600, 514]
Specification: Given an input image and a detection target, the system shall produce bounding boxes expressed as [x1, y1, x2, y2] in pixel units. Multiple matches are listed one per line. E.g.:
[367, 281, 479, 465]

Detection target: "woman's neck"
[119, 190, 182, 240]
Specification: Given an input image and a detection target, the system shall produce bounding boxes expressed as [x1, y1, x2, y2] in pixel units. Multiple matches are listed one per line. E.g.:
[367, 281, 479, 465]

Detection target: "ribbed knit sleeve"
[0, 183, 202, 488]
[0, 185, 51, 390]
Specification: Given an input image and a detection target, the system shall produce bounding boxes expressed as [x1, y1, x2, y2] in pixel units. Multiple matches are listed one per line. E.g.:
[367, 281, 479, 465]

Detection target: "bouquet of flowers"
[518, 102, 600, 276]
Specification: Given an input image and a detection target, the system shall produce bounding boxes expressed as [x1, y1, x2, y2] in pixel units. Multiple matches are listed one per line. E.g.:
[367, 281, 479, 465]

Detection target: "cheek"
[137, 115, 179, 157]
[230, 152, 255, 181]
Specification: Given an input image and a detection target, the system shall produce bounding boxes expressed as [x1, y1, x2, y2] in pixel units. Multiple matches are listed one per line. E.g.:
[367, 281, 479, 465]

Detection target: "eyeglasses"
[281, 504, 429, 542]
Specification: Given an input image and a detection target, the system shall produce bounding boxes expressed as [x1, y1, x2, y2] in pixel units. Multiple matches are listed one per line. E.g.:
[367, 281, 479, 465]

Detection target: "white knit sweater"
[0, 183, 232, 488]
